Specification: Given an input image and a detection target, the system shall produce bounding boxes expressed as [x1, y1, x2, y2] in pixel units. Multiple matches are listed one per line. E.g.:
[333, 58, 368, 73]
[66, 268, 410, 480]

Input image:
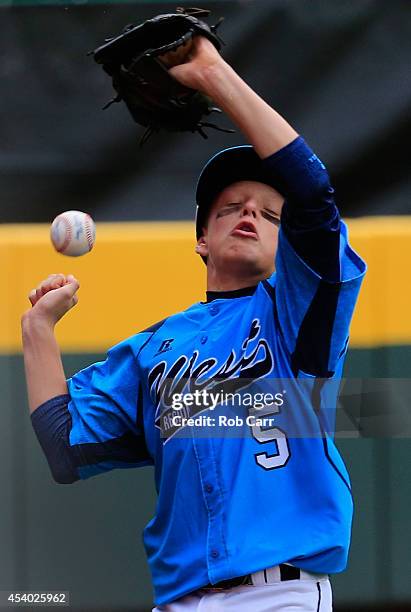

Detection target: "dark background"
[1, 0, 410, 225]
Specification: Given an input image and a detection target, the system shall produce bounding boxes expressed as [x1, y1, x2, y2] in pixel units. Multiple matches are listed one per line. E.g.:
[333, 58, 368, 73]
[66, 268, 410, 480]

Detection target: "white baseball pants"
[153, 567, 332, 611]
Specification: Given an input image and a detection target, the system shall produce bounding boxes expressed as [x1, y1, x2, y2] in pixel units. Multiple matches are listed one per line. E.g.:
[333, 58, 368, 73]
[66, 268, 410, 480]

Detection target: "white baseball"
[50, 210, 96, 257]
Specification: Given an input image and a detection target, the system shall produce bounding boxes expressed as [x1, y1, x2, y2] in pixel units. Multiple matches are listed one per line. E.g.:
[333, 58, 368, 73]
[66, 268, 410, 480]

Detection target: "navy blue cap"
[195, 145, 275, 239]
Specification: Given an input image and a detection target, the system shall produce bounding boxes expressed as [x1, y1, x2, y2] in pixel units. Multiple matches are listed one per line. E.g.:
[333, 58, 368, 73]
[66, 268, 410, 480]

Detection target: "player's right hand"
[25, 273, 80, 327]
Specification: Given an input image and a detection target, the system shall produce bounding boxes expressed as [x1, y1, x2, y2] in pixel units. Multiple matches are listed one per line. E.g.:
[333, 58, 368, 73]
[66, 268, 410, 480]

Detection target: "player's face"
[197, 181, 284, 279]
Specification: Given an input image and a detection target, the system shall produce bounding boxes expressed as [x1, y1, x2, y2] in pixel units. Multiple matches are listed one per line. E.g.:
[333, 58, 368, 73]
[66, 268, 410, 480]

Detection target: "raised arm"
[22, 275, 153, 483]
[166, 36, 366, 378]
[166, 36, 339, 279]
[21, 274, 79, 413]
[163, 36, 298, 158]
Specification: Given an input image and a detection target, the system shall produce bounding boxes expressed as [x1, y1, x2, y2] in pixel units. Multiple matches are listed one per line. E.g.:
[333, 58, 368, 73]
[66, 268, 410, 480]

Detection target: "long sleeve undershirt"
[262, 136, 340, 282]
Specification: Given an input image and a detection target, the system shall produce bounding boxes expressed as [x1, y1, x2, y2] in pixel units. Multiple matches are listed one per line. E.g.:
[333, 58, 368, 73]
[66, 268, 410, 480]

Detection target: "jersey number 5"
[250, 406, 291, 470]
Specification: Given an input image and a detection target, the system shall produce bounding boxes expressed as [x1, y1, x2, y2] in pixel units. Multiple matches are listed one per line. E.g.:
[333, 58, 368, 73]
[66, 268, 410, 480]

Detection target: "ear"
[195, 233, 208, 258]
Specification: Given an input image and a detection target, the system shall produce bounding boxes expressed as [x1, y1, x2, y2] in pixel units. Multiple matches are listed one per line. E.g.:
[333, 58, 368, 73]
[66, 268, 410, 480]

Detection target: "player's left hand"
[159, 36, 225, 94]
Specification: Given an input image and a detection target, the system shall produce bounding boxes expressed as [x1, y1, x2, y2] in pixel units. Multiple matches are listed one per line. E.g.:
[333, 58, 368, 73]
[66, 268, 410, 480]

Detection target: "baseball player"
[22, 36, 366, 611]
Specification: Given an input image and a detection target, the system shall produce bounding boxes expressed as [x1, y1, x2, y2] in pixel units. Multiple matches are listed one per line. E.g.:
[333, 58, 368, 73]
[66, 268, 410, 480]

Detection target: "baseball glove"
[90, 7, 233, 144]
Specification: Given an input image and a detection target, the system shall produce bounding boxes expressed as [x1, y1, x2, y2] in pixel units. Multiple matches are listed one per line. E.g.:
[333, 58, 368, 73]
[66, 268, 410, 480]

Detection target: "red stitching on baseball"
[55, 214, 72, 253]
[84, 214, 94, 251]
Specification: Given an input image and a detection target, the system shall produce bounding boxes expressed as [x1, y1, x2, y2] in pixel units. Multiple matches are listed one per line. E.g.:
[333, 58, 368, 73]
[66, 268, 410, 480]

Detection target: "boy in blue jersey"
[22, 36, 366, 611]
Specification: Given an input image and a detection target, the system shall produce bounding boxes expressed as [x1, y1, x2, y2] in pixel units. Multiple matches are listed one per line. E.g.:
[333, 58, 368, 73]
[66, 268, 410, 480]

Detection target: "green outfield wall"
[1, 349, 410, 610]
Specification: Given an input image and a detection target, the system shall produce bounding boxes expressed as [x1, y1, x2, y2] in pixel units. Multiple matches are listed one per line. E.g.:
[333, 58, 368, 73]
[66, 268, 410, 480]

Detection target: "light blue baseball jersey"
[32, 137, 366, 606]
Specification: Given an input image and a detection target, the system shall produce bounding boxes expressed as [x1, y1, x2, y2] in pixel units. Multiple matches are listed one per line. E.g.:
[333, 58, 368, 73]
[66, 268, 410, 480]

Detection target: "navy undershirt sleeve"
[262, 136, 341, 282]
[31, 394, 79, 484]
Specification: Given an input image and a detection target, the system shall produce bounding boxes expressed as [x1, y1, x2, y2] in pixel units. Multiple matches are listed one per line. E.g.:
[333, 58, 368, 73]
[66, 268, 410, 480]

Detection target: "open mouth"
[231, 221, 258, 239]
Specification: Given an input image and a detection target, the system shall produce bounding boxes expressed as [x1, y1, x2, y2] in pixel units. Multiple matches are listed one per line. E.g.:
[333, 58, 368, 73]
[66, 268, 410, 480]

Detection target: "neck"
[206, 268, 271, 292]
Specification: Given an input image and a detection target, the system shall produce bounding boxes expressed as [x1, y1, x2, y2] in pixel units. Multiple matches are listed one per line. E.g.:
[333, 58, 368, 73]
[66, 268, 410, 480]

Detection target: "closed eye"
[262, 210, 281, 226]
[216, 203, 242, 218]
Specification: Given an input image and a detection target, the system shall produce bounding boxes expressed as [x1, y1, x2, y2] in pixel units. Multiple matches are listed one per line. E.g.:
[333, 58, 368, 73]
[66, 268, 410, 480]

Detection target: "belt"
[202, 563, 322, 590]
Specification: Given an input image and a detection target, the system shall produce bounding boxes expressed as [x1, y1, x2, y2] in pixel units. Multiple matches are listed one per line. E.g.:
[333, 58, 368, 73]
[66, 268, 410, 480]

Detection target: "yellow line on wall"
[1, 217, 410, 352]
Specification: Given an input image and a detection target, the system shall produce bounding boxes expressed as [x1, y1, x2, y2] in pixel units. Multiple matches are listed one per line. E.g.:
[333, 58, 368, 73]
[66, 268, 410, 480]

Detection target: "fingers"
[61, 277, 80, 315]
[158, 38, 194, 68]
[29, 274, 79, 306]
[64, 274, 80, 297]
[28, 288, 37, 307]
[32, 273, 65, 305]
